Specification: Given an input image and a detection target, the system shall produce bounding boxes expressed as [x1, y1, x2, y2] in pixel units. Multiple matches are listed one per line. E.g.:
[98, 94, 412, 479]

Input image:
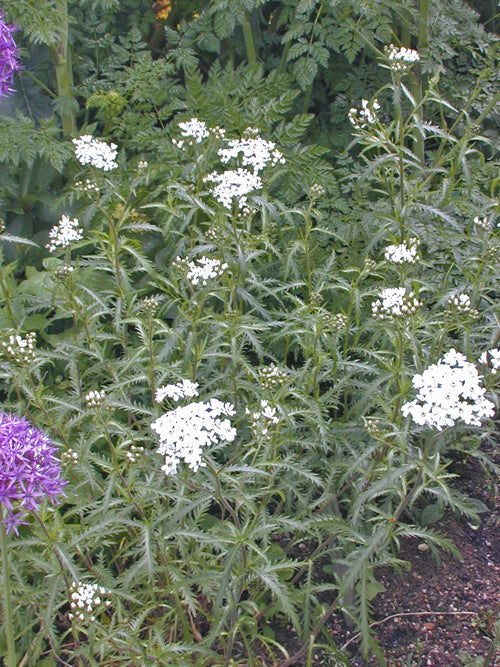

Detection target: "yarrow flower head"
[447, 292, 478, 318]
[474, 215, 490, 231]
[401, 349, 495, 430]
[177, 117, 209, 144]
[151, 399, 236, 476]
[349, 99, 380, 130]
[246, 400, 279, 438]
[73, 135, 118, 171]
[205, 168, 262, 209]
[1, 331, 36, 364]
[126, 444, 144, 463]
[0, 413, 66, 534]
[384, 238, 420, 264]
[155, 379, 199, 403]
[0, 11, 22, 100]
[85, 390, 105, 409]
[479, 349, 500, 375]
[69, 581, 111, 624]
[372, 287, 421, 320]
[140, 294, 161, 317]
[218, 132, 284, 173]
[385, 44, 420, 71]
[46, 215, 83, 252]
[185, 257, 228, 287]
[259, 364, 288, 390]
[74, 178, 99, 196]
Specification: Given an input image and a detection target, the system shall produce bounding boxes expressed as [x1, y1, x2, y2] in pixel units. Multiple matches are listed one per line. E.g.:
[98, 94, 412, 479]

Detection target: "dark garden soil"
[276, 447, 500, 667]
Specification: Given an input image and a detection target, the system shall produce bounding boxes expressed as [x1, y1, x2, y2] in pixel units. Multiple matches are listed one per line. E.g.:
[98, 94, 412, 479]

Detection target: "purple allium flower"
[0, 413, 66, 534]
[0, 11, 22, 100]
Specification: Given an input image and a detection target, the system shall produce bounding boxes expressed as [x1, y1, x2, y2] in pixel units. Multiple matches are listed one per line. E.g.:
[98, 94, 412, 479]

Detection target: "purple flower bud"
[0, 11, 22, 100]
[0, 413, 66, 534]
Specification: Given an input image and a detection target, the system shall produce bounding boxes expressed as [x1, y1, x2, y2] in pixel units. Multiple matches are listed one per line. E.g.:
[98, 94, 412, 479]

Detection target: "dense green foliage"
[0, 0, 499, 664]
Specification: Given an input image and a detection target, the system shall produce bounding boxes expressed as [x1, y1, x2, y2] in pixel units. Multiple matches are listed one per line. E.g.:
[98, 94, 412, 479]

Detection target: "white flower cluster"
[205, 168, 262, 209]
[401, 349, 495, 430]
[69, 581, 111, 623]
[155, 379, 199, 403]
[73, 135, 118, 171]
[46, 215, 83, 252]
[85, 389, 105, 409]
[177, 117, 209, 145]
[327, 312, 349, 331]
[61, 448, 79, 466]
[385, 44, 420, 71]
[1, 332, 36, 364]
[310, 183, 325, 198]
[210, 126, 226, 139]
[126, 444, 144, 463]
[218, 134, 284, 173]
[479, 349, 500, 375]
[137, 160, 148, 169]
[259, 364, 288, 390]
[372, 287, 421, 320]
[447, 293, 478, 317]
[54, 264, 74, 280]
[474, 215, 490, 231]
[384, 238, 420, 264]
[349, 99, 380, 129]
[75, 178, 99, 194]
[186, 257, 228, 287]
[141, 294, 160, 317]
[151, 399, 236, 475]
[246, 400, 279, 437]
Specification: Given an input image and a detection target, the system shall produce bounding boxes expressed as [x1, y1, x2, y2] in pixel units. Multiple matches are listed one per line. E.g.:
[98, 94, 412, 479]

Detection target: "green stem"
[241, 11, 257, 65]
[52, 0, 76, 136]
[0, 509, 16, 667]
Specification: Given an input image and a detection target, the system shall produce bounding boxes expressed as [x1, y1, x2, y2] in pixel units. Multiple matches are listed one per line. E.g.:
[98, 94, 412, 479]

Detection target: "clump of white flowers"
[384, 238, 420, 264]
[259, 365, 288, 390]
[141, 294, 160, 317]
[310, 183, 325, 198]
[1, 332, 36, 364]
[246, 400, 279, 437]
[85, 390, 105, 409]
[372, 287, 421, 320]
[401, 349, 495, 430]
[151, 399, 236, 476]
[54, 264, 74, 281]
[218, 132, 284, 173]
[46, 215, 83, 252]
[209, 125, 226, 139]
[479, 349, 500, 375]
[155, 379, 199, 403]
[179, 117, 209, 143]
[73, 135, 117, 171]
[61, 448, 79, 466]
[447, 293, 478, 318]
[69, 581, 111, 623]
[126, 444, 144, 463]
[474, 215, 490, 231]
[205, 168, 262, 209]
[385, 44, 420, 71]
[328, 312, 349, 331]
[74, 178, 99, 195]
[137, 160, 148, 170]
[349, 99, 380, 129]
[185, 257, 228, 287]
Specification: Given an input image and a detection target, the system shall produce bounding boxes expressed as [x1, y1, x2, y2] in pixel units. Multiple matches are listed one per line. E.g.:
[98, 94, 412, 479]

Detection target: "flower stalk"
[0, 506, 16, 667]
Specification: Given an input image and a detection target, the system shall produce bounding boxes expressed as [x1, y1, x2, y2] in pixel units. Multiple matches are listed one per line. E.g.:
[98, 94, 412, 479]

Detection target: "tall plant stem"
[0, 511, 16, 667]
[242, 11, 257, 65]
[52, 0, 76, 136]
